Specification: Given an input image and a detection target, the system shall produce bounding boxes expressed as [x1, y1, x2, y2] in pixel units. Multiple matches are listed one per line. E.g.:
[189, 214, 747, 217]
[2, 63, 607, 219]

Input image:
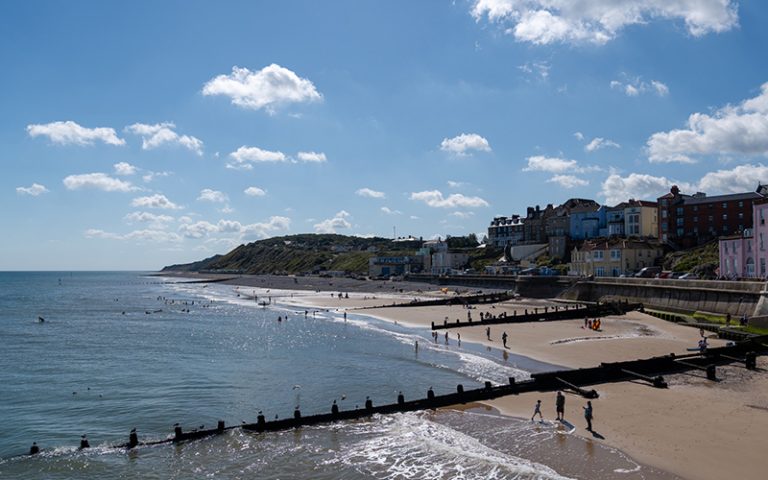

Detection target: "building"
[570, 238, 664, 277]
[421, 239, 470, 275]
[752, 197, 768, 278]
[487, 215, 525, 247]
[569, 204, 605, 240]
[368, 256, 423, 277]
[606, 204, 626, 237]
[718, 230, 755, 279]
[624, 199, 658, 238]
[524, 204, 555, 244]
[658, 185, 765, 248]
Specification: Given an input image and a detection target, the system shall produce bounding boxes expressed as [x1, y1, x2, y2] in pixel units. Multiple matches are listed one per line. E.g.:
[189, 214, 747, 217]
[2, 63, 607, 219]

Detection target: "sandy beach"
[237, 278, 768, 480]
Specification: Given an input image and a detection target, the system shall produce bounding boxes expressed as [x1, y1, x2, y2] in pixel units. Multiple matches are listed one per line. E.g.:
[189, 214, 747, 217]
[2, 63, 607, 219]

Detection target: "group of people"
[583, 317, 602, 331]
[532, 391, 594, 431]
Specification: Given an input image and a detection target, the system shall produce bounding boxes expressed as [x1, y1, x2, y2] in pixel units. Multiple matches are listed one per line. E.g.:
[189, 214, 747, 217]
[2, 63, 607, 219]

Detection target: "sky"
[3, 0, 768, 270]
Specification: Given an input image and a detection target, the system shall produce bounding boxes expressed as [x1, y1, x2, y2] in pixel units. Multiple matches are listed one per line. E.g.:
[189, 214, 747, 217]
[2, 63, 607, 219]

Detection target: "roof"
[683, 191, 763, 205]
[569, 204, 601, 214]
[575, 238, 662, 251]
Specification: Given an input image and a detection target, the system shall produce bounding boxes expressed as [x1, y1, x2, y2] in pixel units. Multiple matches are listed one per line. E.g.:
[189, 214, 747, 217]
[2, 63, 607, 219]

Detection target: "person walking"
[502, 331, 508, 348]
[583, 401, 593, 431]
[486, 326, 491, 340]
[556, 391, 565, 421]
[531, 399, 544, 422]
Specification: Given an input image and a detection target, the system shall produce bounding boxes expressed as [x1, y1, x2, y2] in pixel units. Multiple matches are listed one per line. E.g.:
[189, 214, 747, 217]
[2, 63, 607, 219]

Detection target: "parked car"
[678, 272, 699, 280]
[634, 266, 662, 278]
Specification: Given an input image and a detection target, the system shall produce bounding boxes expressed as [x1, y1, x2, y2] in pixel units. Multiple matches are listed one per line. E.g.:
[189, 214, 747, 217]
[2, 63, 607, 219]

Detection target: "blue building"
[569, 204, 606, 240]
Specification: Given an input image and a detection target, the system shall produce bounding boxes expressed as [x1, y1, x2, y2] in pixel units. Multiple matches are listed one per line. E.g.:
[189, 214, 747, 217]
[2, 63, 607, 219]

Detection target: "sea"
[0, 272, 678, 479]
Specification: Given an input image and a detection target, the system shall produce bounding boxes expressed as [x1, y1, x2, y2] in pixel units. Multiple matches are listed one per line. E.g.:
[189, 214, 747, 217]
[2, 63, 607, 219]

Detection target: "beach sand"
[188, 270, 767, 480]
[262, 283, 768, 480]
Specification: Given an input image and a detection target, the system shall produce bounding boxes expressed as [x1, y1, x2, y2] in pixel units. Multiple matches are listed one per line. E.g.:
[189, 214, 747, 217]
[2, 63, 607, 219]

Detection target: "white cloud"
[447, 180, 466, 189]
[356, 188, 386, 199]
[471, 0, 738, 45]
[585, 137, 621, 152]
[440, 133, 492, 155]
[114, 162, 137, 176]
[242, 216, 291, 240]
[297, 151, 327, 163]
[314, 210, 352, 233]
[611, 77, 669, 97]
[518, 61, 550, 80]
[410, 190, 490, 208]
[179, 221, 220, 239]
[124, 211, 174, 228]
[197, 188, 229, 203]
[27, 120, 125, 146]
[142, 171, 171, 183]
[202, 64, 322, 113]
[125, 122, 203, 155]
[16, 183, 49, 196]
[85, 228, 182, 243]
[227, 145, 287, 169]
[63, 173, 137, 192]
[600, 172, 695, 205]
[244, 186, 267, 197]
[547, 174, 589, 188]
[697, 163, 768, 194]
[131, 194, 182, 210]
[523, 155, 577, 173]
[573, 132, 585, 141]
[381, 207, 402, 215]
[450, 211, 475, 219]
[648, 82, 768, 163]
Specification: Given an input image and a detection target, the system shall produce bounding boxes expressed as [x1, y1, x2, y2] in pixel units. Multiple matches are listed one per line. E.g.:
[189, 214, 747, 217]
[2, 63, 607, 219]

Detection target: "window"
[761, 258, 766, 276]
[611, 249, 621, 259]
[676, 207, 684, 215]
[676, 218, 684, 226]
[708, 215, 713, 222]
[693, 206, 698, 212]
[748, 240, 752, 252]
[723, 214, 728, 220]
[722, 202, 728, 209]
[739, 201, 744, 208]
[739, 213, 744, 219]
[761, 233, 764, 251]
[594, 250, 604, 260]
[662, 210, 668, 219]
[725, 243, 729, 254]
[677, 228, 684, 236]
[693, 216, 698, 222]
[723, 225, 729, 232]
[595, 267, 605, 277]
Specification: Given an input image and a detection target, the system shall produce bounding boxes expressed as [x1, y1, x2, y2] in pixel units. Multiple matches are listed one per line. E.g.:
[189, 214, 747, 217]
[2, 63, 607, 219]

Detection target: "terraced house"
[570, 239, 664, 277]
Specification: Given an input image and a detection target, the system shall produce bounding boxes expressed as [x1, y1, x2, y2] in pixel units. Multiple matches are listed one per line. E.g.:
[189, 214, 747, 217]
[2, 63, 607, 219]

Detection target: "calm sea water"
[0, 272, 676, 479]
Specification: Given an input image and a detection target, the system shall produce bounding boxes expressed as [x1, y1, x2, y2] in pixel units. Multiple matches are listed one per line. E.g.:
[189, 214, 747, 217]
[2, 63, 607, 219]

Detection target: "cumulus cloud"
[124, 211, 174, 228]
[356, 188, 386, 199]
[440, 133, 492, 155]
[697, 163, 768, 194]
[471, 0, 738, 45]
[585, 137, 621, 152]
[85, 228, 182, 243]
[197, 189, 229, 203]
[244, 186, 267, 197]
[410, 190, 490, 208]
[523, 155, 578, 173]
[27, 120, 125, 146]
[611, 77, 670, 97]
[131, 194, 181, 210]
[297, 151, 327, 163]
[114, 162, 137, 176]
[16, 183, 49, 196]
[125, 122, 203, 155]
[447, 180, 466, 189]
[381, 207, 402, 215]
[202, 64, 322, 113]
[600, 172, 695, 205]
[227, 145, 287, 169]
[547, 174, 589, 188]
[63, 173, 137, 192]
[647, 82, 768, 163]
[314, 210, 352, 233]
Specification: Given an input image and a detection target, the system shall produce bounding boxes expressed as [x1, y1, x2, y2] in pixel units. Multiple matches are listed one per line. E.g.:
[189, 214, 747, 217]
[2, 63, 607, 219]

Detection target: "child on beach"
[532, 400, 544, 422]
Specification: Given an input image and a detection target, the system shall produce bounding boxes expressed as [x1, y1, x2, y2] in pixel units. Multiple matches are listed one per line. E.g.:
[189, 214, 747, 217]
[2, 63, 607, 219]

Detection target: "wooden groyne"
[354, 291, 516, 310]
[431, 301, 643, 330]
[19, 338, 766, 458]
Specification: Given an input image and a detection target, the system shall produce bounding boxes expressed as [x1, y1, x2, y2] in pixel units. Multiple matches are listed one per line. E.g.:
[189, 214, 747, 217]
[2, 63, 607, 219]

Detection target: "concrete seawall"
[405, 274, 576, 299]
[560, 277, 768, 320]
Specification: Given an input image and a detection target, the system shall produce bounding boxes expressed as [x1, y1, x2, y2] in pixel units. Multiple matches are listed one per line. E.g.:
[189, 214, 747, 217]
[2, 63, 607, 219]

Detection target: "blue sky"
[3, 0, 768, 270]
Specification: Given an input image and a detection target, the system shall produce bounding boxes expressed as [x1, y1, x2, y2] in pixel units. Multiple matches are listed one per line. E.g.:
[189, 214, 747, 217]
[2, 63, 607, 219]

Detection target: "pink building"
[718, 197, 768, 278]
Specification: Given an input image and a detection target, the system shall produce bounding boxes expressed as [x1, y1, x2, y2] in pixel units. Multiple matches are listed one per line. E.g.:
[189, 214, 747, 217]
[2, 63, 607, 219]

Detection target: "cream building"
[570, 238, 663, 277]
[624, 199, 658, 238]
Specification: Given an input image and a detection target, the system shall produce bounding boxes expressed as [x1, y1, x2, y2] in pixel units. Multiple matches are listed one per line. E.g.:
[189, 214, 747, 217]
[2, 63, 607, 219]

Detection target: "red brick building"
[657, 185, 766, 248]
